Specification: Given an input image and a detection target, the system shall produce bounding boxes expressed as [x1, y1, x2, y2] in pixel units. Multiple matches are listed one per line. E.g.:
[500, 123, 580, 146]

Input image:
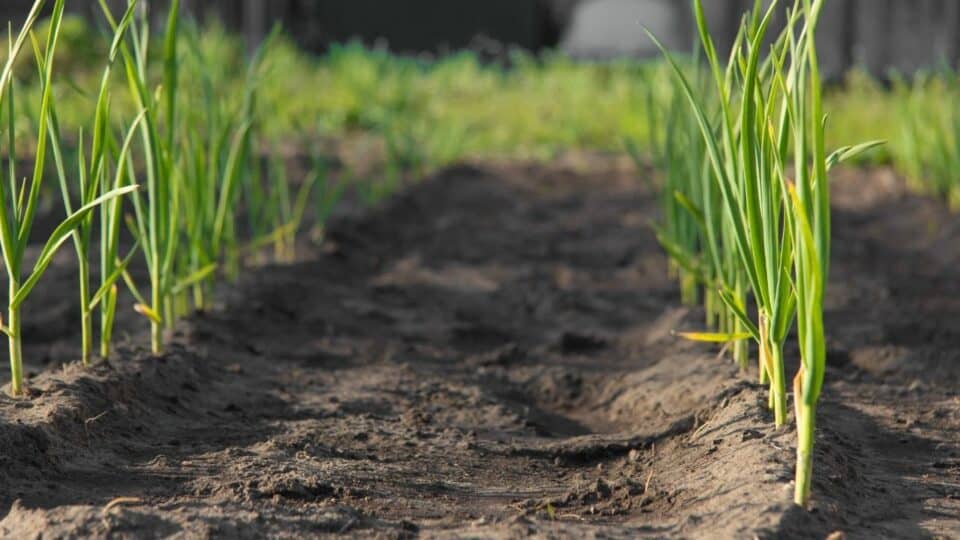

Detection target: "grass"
[5, 18, 666, 166]
[886, 70, 960, 208]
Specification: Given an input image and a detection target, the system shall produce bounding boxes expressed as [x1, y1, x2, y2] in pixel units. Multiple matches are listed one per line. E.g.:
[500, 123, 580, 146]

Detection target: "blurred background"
[3, 0, 955, 78]
[0, 0, 956, 206]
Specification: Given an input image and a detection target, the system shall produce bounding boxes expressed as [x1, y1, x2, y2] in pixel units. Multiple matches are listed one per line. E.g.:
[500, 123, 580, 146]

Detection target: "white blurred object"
[560, 0, 687, 59]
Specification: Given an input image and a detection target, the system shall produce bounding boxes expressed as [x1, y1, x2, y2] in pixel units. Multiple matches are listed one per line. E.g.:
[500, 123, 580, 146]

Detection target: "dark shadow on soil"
[774, 398, 944, 539]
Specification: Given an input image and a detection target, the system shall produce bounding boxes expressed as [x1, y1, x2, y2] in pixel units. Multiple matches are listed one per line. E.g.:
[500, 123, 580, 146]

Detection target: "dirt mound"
[0, 160, 957, 538]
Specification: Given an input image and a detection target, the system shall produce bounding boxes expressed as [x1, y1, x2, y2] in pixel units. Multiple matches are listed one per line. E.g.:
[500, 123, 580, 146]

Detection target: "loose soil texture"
[0, 158, 958, 539]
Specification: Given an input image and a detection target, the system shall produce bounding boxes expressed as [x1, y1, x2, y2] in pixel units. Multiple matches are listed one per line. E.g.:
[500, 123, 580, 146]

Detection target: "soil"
[0, 157, 958, 539]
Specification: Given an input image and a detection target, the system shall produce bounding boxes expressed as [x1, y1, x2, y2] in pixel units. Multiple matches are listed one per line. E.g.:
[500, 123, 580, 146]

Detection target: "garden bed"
[0, 158, 957, 538]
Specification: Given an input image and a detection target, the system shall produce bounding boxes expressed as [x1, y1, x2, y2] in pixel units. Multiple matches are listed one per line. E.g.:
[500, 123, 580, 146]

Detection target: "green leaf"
[211, 121, 252, 254]
[0, 0, 46, 99]
[120, 265, 149, 307]
[673, 190, 706, 230]
[134, 303, 163, 325]
[15, 0, 66, 260]
[170, 263, 218, 295]
[717, 286, 761, 341]
[89, 242, 139, 311]
[0, 314, 13, 339]
[675, 331, 752, 343]
[290, 168, 319, 233]
[653, 225, 704, 282]
[623, 137, 646, 169]
[826, 140, 886, 171]
[12, 184, 139, 308]
[646, 28, 762, 303]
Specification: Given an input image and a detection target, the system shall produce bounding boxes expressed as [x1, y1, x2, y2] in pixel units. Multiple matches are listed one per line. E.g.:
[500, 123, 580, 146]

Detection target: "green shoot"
[784, 0, 882, 507]
[652, 0, 798, 426]
[654, 0, 883, 505]
[101, 0, 180, 353]
[43, 2, 141, 364]
[0, 0, 137, 394]
[266, 156, 318, 263]
[177, 19, 270, 307]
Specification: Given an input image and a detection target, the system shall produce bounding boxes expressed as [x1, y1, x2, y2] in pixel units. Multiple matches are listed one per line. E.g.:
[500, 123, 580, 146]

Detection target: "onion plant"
[260, 156, 318, 263]
[236, 153, 333, 265]
[177, 22, 273, 305]
[44, 2, 141, 364]
[648, 67, 707, 308]
[651, 0, 800, 426]
[653, 0, 881, 505]
[310, 158, 345, 242]
[95, 0, 316, 355]
[0, 0, 137, 394]
[782, 1, 829, 506]
[97, 0, 180, 354]
[780, 0, 881, 507]
[105, 0, 275, 345]
[635, 47, 753, 370]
